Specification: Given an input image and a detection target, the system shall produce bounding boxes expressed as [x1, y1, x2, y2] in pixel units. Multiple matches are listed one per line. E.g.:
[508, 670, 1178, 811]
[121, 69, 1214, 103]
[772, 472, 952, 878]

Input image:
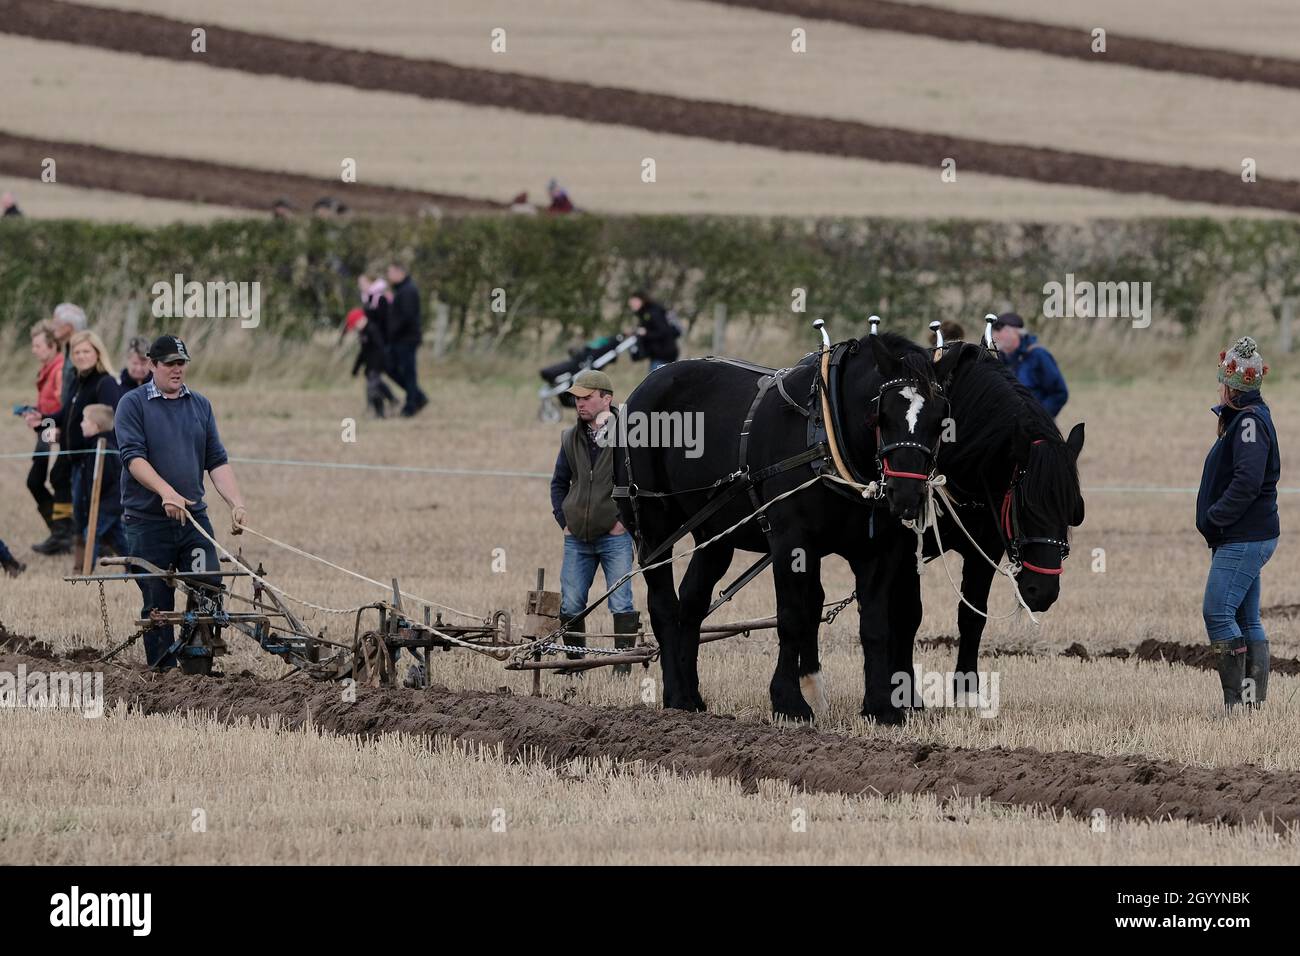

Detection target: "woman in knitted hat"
[1195, 336, 1280, 711]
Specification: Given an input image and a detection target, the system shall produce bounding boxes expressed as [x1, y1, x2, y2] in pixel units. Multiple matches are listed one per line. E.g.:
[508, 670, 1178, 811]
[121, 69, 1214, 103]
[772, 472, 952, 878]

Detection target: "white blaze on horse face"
[899, 386, 925, 434]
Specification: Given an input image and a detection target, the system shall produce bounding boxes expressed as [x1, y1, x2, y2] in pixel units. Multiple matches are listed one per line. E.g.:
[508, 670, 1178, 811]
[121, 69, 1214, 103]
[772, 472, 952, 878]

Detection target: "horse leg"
[791, 547, 828, 718]
[674, 541, 735, 713]
[888, 571, 922, 711]
[852, 553, 906, 725]
[769, 543, 820, 722]
[634, 510, 692, 711]
[953, 529, 1000, 703]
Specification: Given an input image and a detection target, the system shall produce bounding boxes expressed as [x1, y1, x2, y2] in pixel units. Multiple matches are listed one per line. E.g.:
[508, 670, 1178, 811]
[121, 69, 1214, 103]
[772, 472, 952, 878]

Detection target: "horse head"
[1005, 421, 1085, 611]
[865, 334, 962, 521]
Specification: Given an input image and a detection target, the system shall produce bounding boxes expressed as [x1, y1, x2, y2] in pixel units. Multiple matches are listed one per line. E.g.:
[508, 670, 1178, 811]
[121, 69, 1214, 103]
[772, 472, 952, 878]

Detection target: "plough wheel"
[354, 630, 395, 687]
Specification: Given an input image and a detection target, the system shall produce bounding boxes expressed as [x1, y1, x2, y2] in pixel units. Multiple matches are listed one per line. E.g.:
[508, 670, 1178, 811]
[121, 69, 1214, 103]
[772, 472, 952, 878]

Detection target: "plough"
[66, 551, 859, 702]
[64, 559, 665, 693]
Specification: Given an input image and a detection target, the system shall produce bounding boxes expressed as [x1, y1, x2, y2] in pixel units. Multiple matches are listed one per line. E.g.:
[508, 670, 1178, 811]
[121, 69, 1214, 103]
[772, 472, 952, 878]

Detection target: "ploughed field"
[2, 365, 1298, 863]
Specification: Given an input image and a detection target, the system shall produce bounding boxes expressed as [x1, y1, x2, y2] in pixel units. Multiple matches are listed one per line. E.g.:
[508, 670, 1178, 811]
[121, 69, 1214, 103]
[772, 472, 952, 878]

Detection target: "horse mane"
[872, 331, 942, 397]
[940, 344, 1080, 516]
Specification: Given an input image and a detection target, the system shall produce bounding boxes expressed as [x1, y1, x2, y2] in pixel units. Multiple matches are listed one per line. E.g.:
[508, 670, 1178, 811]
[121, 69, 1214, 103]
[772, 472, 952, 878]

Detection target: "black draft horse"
[615, 333, 962, 723]
[890, 343, 1086, 696]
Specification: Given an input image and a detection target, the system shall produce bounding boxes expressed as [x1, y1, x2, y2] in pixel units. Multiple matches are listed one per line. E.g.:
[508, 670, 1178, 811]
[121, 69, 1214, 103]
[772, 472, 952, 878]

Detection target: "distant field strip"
[3, 0, 1299, 214]
[702, 0, 1300, 89]
[0, 131, 503, 214]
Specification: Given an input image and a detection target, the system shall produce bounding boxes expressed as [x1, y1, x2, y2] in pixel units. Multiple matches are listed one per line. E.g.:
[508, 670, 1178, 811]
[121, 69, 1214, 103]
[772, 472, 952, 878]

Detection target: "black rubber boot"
[32, 517, 74, 555]
[1245, 641, 1269, 709]
[1, 555, 25, 578]
[1214, 637, 1248, 711]
[612, 611, 641, 677]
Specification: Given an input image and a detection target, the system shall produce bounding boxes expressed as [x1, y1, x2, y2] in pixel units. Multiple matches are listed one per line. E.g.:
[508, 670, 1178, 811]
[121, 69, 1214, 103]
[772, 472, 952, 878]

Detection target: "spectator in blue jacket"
[992, 313, 1068, 417]
[1196, 336, 1279, 712]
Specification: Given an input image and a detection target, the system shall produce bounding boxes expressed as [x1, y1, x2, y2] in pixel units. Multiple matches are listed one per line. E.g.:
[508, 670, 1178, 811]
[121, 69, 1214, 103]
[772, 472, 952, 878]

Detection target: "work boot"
[612, 611, 642, 677]
[32, 517, 74, 555]
[1214, 637, 1248, 711]
[1, 555, 25, 578]
[1245, 641, 1270, 709]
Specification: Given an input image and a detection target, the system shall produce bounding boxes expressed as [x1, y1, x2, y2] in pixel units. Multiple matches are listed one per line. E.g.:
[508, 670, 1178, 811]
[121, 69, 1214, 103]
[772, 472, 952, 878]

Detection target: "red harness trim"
[881, 459, 930, 482]
[874, 422, 931, 482]
[1006, 439, 1064, 575]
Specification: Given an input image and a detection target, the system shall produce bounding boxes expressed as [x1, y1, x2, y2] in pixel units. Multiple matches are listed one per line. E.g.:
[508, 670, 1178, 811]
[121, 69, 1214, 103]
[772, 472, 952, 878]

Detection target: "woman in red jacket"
[20, 321, 64, 545]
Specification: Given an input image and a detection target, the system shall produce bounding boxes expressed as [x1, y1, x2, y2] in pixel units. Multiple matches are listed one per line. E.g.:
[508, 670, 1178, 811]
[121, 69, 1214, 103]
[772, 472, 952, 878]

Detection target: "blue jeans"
[561, 531, 635, 619]
[89, 514, 128, 564]
[1203, 538, 1278, 644]
[123, 511, 222, 668]
[649, 359, 671, 373]
[0, 536, 14, 564]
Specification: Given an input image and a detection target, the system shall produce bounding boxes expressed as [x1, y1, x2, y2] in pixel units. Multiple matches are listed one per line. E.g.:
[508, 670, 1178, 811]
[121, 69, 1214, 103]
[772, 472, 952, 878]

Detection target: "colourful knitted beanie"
[1218, 336, 1268, 391]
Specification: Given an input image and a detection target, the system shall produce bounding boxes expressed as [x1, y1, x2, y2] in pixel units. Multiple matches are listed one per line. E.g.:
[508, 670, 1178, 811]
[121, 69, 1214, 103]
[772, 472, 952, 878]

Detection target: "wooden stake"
[83, 437, 108, 575]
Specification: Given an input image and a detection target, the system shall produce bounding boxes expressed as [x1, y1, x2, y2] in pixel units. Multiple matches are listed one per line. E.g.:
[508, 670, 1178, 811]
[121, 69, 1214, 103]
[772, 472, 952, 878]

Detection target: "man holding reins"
[114, 335, 248, 670]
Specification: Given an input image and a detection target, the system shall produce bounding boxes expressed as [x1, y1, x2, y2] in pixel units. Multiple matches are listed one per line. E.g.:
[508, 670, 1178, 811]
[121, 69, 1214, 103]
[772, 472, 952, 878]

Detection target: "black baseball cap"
[992, 312, 1025, 330]
[148, 335, 191, 363]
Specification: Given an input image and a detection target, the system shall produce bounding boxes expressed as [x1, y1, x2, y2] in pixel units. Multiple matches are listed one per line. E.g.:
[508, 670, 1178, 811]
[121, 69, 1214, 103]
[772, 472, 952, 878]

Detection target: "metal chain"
[821, 592, 857, 626]
[98, 581, 113, 644]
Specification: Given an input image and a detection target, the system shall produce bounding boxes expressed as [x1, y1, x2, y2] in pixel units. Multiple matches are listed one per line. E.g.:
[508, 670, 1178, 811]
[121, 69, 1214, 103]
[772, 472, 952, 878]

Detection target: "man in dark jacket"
[627, 292, 680, 371]
[385, 263, 429, 417]
[549, 369, 639, 670]
[992, 312, 1068, 417]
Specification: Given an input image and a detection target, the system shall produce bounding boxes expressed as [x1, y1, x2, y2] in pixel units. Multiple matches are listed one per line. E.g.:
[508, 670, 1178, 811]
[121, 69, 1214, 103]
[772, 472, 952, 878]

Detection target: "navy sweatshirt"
[1196, 392, 1280, 548]
[114, 385, 228, 518]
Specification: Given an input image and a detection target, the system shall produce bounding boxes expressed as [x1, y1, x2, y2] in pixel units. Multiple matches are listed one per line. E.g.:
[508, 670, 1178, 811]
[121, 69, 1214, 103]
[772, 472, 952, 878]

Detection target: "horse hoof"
[799, 671, 830, 718]
[665, 691, 707, 712]
[774, 703, 815, 724]
[861, 707, 906, 727]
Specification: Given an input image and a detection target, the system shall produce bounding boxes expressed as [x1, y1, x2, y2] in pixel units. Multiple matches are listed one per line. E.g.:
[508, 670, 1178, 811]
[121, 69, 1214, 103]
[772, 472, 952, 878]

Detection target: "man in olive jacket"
[548, 369, 639, 669]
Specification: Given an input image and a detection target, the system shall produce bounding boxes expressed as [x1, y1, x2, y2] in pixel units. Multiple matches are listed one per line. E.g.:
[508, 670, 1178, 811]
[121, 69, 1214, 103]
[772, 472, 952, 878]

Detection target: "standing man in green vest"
[549, 369, 640, 672]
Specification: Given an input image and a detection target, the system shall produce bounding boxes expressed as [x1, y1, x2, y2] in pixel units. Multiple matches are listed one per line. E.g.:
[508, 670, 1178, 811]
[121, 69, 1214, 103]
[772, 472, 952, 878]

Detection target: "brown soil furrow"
[4, 646, 1297, 831]
[919, 634, 1300, 675]
[3, 0, 1299, 214]
[0, 131, 503, 214]
[704, 0, 1300, 90]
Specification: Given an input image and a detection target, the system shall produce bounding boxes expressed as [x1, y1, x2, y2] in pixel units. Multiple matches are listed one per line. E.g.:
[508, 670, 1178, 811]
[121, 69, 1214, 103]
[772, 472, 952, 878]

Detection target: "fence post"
[432, 301, 450, 359]
[1281, 298, 1295, 354]
[712, 302, 728, 355]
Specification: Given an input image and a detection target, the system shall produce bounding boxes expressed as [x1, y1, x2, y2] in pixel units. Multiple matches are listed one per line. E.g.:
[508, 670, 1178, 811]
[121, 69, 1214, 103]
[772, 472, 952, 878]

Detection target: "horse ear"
[933, 343, 962, 384]
[869, 334, 899, 378]
[1066, 422, 1085, 459]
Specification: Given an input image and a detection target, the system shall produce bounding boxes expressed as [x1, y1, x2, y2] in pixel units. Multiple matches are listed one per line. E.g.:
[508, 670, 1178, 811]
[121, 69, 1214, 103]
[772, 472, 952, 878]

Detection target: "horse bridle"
[999, 440, 1071, 575]
[870, 376, 949, 486]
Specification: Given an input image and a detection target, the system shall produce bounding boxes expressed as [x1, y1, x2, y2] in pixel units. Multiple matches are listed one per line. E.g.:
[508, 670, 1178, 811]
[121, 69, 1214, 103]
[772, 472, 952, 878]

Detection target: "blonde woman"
[60, 330, 122, 562]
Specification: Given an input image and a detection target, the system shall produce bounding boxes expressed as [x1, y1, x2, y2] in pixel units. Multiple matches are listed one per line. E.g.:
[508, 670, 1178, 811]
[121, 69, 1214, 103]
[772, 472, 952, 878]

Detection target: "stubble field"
[2, 333, 1299, 863]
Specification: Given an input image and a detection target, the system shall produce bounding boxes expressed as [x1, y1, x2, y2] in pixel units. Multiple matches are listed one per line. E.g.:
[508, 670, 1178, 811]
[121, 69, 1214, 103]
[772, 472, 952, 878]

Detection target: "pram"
[538, 333, 639, 422]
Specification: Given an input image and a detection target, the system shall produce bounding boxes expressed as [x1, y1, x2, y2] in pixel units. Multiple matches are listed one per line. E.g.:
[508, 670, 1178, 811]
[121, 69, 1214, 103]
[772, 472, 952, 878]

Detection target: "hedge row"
[1, 216, 1297, 347]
